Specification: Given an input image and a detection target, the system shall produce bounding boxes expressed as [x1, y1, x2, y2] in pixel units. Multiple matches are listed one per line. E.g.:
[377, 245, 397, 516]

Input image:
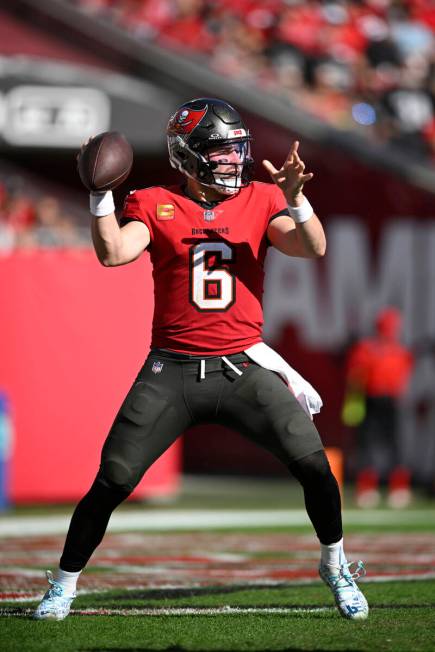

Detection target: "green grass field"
[2, 579, 435, 651]
[1, 477, 435, 651]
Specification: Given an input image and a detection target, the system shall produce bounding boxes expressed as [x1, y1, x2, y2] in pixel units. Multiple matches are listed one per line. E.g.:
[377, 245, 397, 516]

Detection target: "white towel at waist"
[244, 342, 323, 418]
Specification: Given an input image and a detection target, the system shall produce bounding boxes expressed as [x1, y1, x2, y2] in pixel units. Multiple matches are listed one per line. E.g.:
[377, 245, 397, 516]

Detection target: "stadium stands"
[0, 173, 90, 250]
[72, 0, 435, 163]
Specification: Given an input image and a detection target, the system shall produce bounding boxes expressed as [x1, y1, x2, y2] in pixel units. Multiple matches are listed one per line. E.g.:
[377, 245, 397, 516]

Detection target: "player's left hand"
[262, 141, 313, 205]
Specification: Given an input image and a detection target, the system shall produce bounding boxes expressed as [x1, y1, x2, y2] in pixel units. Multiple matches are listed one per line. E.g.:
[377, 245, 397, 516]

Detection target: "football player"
[34, 98, 368, 621]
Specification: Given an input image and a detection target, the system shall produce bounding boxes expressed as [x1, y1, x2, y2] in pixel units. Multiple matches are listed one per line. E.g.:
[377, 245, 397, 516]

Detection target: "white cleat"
[33, 570, 76, 621]
[319, 560, 369, 620]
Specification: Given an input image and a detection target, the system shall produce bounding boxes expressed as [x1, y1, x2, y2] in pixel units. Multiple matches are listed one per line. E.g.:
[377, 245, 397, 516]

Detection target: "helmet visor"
[205, 140, 251, 166]
[201, 139, 253, 193]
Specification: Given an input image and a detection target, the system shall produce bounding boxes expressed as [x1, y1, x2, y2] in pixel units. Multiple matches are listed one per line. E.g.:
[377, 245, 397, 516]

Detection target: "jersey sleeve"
[268, 184, 290, 225]
[120, 190, 154, 242]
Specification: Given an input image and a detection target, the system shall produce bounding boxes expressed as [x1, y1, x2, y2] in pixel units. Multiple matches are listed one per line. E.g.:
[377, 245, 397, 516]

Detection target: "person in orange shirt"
[344, 307, 414, 508]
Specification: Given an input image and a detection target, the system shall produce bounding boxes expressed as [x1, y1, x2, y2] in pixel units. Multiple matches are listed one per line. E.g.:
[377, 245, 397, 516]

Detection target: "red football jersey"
[121, 182, 289, 355]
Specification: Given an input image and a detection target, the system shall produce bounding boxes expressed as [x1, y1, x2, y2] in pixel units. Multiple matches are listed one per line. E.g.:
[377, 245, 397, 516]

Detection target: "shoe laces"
[329, 561, 366, 590]
[348, 560, 366, 581]
[46, 570, 64, 599]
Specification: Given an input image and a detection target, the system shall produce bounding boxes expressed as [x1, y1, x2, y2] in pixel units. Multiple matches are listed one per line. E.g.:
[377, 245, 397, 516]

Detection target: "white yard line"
[74, 606, 332, 616]
[1, 605, 332, 616]
[0, 509, 433, 537]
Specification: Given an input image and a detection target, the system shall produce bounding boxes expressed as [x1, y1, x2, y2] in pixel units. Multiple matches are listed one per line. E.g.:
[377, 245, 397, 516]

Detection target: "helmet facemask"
[202, 140, 253, 195]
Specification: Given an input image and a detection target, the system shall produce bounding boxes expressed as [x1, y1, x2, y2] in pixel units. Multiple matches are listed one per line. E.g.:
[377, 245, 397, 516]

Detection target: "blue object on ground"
[0, 391, 12, 509]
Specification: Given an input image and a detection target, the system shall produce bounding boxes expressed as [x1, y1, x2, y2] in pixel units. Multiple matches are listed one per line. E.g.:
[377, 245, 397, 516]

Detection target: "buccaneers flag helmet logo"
[168, 107, 207, 135]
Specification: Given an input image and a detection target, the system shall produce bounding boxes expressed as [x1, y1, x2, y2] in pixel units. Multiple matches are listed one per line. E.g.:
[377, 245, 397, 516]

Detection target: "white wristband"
[90, 191, 115, 217]
[288, 197, 314, 223]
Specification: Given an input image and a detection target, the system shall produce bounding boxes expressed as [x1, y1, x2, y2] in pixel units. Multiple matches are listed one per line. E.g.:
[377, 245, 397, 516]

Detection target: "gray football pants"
[59, 350, 342, 572]
[97, 349, 324, 492]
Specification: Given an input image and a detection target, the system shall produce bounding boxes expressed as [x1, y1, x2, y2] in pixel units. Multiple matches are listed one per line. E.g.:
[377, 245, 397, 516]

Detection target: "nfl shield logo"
[152, 361, 164, 374]
[203, 210, 215, 221]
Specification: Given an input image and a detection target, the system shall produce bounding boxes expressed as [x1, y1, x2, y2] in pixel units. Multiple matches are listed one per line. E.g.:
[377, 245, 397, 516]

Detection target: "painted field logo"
[152, 361, 164, 374]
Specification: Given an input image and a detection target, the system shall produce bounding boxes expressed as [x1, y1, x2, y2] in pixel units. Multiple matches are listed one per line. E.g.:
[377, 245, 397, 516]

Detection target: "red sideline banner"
[0, 249, 181, 503]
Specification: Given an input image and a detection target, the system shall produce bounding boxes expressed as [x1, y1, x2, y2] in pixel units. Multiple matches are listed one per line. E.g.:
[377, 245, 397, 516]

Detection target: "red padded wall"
[0, 249, 181, 502]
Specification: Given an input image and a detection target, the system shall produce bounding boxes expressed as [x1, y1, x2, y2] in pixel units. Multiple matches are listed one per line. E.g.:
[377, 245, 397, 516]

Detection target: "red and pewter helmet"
[167, 98, 254, 195]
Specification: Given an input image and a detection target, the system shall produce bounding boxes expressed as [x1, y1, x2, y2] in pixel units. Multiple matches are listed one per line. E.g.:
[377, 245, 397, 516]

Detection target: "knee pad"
[97, 458, 138, 494]
[289, 450, 332, 486]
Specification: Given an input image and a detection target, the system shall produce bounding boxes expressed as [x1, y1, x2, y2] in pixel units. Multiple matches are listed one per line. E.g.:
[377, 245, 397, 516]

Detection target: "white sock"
[320, 537, 348, 567]
[54, 568, 81, 595]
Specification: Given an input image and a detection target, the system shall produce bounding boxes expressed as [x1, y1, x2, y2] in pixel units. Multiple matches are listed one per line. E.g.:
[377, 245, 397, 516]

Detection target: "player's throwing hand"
[262, 141, 313, 205]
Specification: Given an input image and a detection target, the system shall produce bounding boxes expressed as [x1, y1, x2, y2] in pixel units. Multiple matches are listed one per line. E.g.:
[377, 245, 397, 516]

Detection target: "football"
[77, 131, 133, 191]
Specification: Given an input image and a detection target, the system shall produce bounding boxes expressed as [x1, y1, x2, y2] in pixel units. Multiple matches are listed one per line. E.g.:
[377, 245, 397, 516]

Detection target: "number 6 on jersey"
[190, 242, 235, 311]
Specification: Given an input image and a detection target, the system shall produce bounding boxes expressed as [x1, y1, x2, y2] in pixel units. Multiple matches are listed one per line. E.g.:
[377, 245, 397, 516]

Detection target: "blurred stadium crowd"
[0, 178, 90, 250]
[74, 0, 435, 163]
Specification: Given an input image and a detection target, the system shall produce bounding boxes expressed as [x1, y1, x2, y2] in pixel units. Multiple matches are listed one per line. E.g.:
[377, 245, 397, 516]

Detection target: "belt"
[150, 348, 248, 380]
